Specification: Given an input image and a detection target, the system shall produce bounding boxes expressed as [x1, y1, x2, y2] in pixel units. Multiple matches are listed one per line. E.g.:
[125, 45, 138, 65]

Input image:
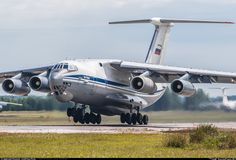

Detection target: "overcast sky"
[0, 0, 235, 97]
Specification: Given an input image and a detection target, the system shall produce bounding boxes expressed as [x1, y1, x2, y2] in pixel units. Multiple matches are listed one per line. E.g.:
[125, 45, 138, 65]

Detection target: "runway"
[0, 122, 236, 134]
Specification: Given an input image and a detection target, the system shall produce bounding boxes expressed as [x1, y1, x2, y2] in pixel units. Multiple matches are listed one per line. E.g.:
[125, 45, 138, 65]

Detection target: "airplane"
[0, 101, 22, 112]
[208, 88, 236, 111]
[0, 17, 235, 125]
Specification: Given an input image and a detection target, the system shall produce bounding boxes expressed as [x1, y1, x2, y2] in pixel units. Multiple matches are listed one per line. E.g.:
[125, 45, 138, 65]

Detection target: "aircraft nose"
[49, 71, 64, 90]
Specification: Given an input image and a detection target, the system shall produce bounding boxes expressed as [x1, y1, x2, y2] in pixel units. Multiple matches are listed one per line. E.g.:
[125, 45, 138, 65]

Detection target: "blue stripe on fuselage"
[65, 75, 129, 87]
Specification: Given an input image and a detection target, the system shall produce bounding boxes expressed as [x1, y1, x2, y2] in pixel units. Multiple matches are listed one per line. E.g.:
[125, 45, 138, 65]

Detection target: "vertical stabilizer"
[145, 24, 172, 64]
[222, 88, 229, 104]
[109, 17, 234, 65]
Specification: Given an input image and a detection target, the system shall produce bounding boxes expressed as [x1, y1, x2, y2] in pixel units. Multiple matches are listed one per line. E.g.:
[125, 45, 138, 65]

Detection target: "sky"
[0, 0, 235, 97]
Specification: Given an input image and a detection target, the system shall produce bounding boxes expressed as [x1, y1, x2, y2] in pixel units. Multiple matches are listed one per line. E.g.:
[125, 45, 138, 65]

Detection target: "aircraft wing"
[110, 61, 236, 84]
[0, 101, 23, 106]
[0, 66, 53, 83]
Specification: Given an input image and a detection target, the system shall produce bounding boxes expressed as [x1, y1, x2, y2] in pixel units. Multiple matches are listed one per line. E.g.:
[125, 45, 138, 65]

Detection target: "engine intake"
[131, 76, 157, 94]
[171, 79, 196, 97]
[2, 79, 30, 96]
[29, 76, 50, 93]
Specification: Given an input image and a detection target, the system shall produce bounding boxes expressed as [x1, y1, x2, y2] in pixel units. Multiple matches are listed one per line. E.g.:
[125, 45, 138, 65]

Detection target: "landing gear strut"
[67, 105, 102, 125]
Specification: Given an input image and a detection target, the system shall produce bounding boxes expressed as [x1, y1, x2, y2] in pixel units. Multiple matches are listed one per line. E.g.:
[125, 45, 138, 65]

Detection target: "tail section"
[221, 88, 229, 104]
[109, 18, 234, 65]
[209, 87, 230, 104]
[145, 23, 172, 64]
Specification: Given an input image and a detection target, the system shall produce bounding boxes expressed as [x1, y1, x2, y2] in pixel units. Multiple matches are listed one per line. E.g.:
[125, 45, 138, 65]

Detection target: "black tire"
[131, 113, 137, 125]
[79, 118, 85, 124]
[71, 107, 76, 117]
[143, 115, 149, 125]
[125, 113, 131, 125]
[137, 113, 143, 125]
[96, 114, 102, 124]
[120, 113, 126, 124]
[90, 113, 96, 124]
[84, 113, 90, 124]
[67, 108, 72, 117]
[77, 109, 84, 124]
[73, 115, 79, 123]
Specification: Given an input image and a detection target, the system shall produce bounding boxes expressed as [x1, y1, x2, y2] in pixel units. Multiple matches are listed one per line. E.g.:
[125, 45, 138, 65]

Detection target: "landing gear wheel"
[77, 109, 85, 124]
[143, 115, 149, 125]
[90, 113, 96, 124]
[120, 113, 126, 124]
[125, 113, 131, 125]
[96, 114, 102, 124]
[73, 115, 79, 123]
[131, 113, 137, 125]
[71, 107, 76, 117]
[67, 108, 72, 117]
[137, 113, 143, 125]
[84, 113, 90, 124]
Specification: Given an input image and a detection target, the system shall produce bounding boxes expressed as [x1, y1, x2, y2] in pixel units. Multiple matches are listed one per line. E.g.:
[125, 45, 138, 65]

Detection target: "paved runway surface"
[0, 122, 236, 133]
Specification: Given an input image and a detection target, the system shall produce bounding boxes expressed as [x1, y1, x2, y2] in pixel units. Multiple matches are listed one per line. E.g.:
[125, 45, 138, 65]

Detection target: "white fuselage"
[223, 99, 236, 110]
[49, 59, 167, 116]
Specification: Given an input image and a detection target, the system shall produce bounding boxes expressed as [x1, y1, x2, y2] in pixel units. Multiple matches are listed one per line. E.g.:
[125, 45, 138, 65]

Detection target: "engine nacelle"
[2, 79, 30, 96]
[131, 76, 157, 94]
[171, 79, 196, 97]
[29, 76, 50, 93]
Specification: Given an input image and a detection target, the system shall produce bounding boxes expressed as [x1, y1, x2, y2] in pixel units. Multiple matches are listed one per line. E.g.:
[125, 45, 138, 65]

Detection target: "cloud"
[0, 0, 235, 29]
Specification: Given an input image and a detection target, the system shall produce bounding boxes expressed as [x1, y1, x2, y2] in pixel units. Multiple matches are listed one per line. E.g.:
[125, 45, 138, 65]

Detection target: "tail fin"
[221, 88, 229, 104]
[109, 18, 234, 65]
[209, 87, 230, 104]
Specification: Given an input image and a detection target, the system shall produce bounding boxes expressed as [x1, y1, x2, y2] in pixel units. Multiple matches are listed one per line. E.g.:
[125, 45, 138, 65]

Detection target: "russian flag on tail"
[155, 48, 162, 55]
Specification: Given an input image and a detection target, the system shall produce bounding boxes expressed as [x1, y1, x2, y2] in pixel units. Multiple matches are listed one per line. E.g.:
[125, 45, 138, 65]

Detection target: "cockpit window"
[52, 64, 59, 70]
[63, 63, 69, 69]
[68, 64, 78, 71]
[52, 63, 77, 71]
[58, 63, 63, 69]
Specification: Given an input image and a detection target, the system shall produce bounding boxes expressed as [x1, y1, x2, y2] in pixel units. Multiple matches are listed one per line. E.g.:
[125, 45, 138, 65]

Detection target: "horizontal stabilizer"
[109, 17, 234, 26]
[109, 19, 151, 24]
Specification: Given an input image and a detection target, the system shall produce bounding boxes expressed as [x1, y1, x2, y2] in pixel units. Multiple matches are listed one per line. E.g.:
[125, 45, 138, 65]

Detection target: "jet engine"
[2, 78, 30, 96]
[131, 76, 157, 94]
[171, 79, 196, 97]
[29, 76, 50, 93]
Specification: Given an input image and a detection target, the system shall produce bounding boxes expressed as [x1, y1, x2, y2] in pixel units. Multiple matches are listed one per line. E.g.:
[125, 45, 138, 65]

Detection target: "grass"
[165, 124, 236, 151]
[0, 133, 236, 158]
[0, 110, 236, 125]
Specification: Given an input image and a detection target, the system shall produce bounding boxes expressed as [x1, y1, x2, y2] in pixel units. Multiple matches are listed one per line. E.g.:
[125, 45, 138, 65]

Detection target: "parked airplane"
[0, 101, 22, 112]
[210, 88, 236, 111]
[0, 17, 235, 125]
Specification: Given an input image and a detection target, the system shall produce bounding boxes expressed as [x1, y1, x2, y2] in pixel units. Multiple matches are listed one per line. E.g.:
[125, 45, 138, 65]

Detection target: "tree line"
[0, 87, 216, 112]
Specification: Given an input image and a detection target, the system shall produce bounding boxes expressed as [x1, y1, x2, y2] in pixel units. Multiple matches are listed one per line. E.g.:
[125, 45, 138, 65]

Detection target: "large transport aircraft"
[0, 17, 235, 125]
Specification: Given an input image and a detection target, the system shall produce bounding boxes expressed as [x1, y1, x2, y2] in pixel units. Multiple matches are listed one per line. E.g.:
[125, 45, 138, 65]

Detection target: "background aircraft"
[0, 17, 235, 125]
[206, 88, 236, 111]
[0, 101, 22, 112]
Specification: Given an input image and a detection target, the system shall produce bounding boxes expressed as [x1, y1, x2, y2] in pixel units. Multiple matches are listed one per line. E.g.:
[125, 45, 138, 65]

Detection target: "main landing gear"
[120, 107, 149, 125]
[67, 105, 101, 125]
